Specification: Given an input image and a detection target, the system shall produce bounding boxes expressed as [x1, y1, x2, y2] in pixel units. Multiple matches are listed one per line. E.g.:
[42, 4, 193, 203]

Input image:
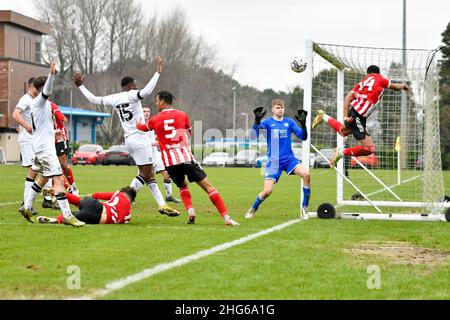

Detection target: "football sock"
[25, 183, 42, 209]
[146, 179, 166, 206]
[56, 214, 64, 224]
[208, 189, 227, 218]
[43, 179, 53, 200]
[65, 167, 75, 185]
[326, 116, 345, 137]
[252, 195, 265, 210]
[130, 175, 146, 192]
[24, 177, 35, 204]
[164, 179, 173, 197]
[302, 186, 311, 208]
[180, 186, 193, 211]
[343, 145, 375, 157]
[65, 193, 81, 207]
[55, 193, 73, 219]
[188, 208, 196, 217]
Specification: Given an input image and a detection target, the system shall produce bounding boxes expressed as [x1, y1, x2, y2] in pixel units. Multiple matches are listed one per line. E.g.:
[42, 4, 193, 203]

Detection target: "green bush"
[442, 152, 450, 170]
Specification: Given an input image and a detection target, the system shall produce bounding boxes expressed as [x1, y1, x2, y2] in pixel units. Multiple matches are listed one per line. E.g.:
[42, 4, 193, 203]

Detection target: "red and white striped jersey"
[137, 108, 195, 167]
[350, 73, 390, 118]
[92, 192, 132, 224]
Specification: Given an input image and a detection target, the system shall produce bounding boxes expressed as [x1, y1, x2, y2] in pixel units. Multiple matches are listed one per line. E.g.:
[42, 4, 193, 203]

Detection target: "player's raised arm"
[34, 63, 56, 108]
[293, 109, 308, 141]
[250, 107, 267, 139]
[43, 63, 56, 99]
[136, 56, 163, 100]
[73, 73, 113, 106]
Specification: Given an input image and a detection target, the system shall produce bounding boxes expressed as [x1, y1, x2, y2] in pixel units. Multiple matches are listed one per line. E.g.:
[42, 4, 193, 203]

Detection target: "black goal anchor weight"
[445, 207, 450, 222]
[317, 203, 337, 219]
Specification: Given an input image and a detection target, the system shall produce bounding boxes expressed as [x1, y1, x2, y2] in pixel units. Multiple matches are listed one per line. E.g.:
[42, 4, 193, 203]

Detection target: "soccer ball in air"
[290, 58, 307, 73]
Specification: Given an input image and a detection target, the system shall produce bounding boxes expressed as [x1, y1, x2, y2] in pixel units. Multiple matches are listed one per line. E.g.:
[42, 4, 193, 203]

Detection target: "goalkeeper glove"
[253, 107, 267, 125]
[295, 109, 308, 128]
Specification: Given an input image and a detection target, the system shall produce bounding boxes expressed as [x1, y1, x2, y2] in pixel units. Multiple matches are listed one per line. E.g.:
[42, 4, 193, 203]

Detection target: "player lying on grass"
[245, 99, 311, 220]
[136, 90, 239, 226]
[311, 65, 409, 167]
[37, 186, 136, 225]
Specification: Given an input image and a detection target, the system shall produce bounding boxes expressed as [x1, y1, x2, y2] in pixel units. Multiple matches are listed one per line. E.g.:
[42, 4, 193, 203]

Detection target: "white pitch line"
[70, 218, 301, 300]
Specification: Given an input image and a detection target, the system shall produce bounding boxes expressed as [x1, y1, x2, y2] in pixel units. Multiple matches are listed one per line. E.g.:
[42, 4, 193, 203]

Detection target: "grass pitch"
[0, 165, 449, 299]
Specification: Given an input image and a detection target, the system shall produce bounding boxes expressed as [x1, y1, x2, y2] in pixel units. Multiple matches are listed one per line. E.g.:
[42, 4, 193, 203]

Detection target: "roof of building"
[0, 10, 51, 35]
[58, 106, 111, 118]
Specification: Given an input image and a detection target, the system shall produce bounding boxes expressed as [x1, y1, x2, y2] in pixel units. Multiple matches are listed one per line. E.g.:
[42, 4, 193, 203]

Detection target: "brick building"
[0, 10, 51, 162]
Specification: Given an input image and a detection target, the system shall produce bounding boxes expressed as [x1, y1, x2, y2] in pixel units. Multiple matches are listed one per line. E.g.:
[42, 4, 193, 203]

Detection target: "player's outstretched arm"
[137, 56, 163, 100]
[72, 73, 106, 105]
[136, 121, 150, 132]
[389, 82, 409, 92]
[92, 192, 115, 200]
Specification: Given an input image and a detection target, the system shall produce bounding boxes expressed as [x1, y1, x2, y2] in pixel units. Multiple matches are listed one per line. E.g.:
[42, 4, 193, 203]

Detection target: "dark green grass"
[0, 165, 449, 299]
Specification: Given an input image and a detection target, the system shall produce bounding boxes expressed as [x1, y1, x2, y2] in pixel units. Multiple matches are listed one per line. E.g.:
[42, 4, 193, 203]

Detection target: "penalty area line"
[69, 218, 301, 300]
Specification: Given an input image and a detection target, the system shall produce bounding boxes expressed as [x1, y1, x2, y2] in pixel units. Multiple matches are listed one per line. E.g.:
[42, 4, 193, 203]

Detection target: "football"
[290, 58, 307, 73]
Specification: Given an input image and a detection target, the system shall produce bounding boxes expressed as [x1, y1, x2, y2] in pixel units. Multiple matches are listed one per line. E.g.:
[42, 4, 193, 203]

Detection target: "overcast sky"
[1, 0, 449, 91]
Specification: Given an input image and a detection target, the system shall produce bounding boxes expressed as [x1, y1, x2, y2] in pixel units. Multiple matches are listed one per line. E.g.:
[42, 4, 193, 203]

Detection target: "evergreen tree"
[439, 21, 450, 169]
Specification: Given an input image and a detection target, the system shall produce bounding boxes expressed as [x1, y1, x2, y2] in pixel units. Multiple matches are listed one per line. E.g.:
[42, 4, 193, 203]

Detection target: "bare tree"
[77, 0, 108, 74]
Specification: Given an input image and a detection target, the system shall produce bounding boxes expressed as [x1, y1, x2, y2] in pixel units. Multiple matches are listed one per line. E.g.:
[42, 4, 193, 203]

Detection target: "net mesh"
[309, 42, 444, 215]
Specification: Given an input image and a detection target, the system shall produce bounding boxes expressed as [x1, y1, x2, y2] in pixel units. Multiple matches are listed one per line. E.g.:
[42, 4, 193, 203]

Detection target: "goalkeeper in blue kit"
[245, 98, 311, 220]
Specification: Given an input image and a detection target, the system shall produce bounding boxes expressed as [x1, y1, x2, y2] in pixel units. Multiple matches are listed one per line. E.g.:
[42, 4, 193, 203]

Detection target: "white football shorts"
[32, 149, 63, 177]
[19, 140, 35, 167]
[125, 133, 155, 166]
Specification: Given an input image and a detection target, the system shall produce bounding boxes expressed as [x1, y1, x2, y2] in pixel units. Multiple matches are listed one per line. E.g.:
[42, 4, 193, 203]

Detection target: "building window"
[17, 36, 21, 59]
[23, 37, 26, 61]
[28, 38, 32, 61]
[35, 42, 41, 63]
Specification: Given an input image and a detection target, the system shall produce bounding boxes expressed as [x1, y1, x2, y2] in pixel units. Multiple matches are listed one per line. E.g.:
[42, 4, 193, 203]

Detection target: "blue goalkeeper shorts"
[265, 155, 301, 183]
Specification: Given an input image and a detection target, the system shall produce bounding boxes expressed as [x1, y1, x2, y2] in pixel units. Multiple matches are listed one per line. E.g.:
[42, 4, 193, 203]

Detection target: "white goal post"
[302, 39, 448, 221]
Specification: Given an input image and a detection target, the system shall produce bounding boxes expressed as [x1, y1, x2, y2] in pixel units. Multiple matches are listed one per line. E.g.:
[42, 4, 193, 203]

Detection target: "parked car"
[72, 144, 106, 165]
[202, 152, 233, 167]
[103, 145, 135, 166]
[255, 154, 268, 168]
[351, 154, 379, 169]
[233, 149, 259, 167]
[309, 153, 316, 168]
[314, 148, 334, 168]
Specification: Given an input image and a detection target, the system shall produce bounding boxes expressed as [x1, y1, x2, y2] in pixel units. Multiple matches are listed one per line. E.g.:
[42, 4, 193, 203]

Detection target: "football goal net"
[301, 39, 448, 222]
